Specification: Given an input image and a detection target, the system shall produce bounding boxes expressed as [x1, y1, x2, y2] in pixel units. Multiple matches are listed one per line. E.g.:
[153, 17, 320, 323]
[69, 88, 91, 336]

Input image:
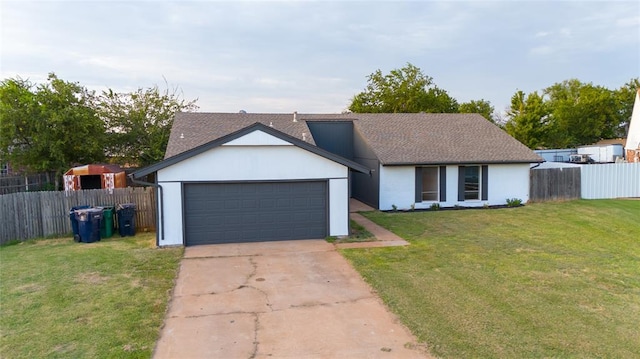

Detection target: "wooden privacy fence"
[0, 172, 56, 195]
[530, 167, 581, 202]
[0, 187, 156, 244]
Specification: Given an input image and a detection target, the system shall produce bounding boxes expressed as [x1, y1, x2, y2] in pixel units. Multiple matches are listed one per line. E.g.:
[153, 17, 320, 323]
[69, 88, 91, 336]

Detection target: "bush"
[506, 198, 523, 207]
[430, 203, 440, 211]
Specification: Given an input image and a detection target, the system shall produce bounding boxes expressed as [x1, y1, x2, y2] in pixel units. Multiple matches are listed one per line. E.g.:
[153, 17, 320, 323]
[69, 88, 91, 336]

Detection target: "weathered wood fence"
[0, 172, 56, 195]
[530, 163, 640, 202]
[0, 187, 156, 244]
[530, 167, 581, 202]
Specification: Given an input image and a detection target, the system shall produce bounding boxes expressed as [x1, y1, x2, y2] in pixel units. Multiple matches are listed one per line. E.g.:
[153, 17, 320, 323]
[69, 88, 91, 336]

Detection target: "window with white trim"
[464, 166, 480, 200]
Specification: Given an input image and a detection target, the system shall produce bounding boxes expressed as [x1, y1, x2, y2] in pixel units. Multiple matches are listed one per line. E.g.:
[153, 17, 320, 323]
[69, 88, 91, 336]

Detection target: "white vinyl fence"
[581, 163, 640, 199]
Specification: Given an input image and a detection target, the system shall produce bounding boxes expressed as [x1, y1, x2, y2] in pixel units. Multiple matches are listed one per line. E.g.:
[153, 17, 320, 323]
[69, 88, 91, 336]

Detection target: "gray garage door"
[183, 181, 327, 245]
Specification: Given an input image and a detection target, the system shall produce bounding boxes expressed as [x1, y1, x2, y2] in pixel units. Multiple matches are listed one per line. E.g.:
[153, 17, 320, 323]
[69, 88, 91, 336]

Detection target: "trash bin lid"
[117, 203, 136, 210]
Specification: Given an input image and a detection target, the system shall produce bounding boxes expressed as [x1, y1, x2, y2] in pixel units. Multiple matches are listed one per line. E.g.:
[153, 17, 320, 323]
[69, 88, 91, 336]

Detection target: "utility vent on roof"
[293, 111, 298, 122]
[180, 133, 184, 139]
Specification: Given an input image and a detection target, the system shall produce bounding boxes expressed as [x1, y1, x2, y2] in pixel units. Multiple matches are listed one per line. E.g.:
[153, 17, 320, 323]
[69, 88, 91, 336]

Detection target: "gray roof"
[165, 112, 543, 165]
[133, 122, 369, 178]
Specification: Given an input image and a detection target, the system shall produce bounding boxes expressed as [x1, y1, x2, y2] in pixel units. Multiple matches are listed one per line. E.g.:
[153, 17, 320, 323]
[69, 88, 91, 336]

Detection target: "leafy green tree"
[504, 90, 551, 149]
[459, 99, 496, 123]
[614, 78, 640, 136]
[349, 63, 458, 113]
[97, 86, 198, 167]
[544, 80, 618, 147]
[0, 74, 105, 186]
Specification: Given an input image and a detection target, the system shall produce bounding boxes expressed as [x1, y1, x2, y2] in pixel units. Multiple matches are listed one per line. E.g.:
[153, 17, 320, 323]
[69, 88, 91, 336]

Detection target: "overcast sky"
[1, 1, 639, 115]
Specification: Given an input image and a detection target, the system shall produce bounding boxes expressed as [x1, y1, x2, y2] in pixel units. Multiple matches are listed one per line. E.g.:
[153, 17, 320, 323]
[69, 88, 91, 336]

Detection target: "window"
[421, 167, 439, 201]
[416, 166, 446, 203]
[0, 163, 8, 176]
[458, 165, 488, 201]
[464, 166, 480, 200]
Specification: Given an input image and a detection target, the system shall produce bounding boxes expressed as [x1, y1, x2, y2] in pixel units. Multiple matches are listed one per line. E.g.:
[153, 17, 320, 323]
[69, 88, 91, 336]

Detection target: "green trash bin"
[99, 206, 115, 238]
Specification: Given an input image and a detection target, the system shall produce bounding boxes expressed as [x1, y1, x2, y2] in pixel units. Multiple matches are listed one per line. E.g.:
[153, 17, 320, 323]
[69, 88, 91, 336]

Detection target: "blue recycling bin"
[69, 205, 91, 242]
[75, 208, 103, 243]
[116, 203, 136, 237]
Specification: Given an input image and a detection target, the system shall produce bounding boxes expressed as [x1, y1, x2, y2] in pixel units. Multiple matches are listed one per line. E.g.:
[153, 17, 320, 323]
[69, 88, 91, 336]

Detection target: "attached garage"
[132, 122, 369, 247]
[183, 181, 327, 245]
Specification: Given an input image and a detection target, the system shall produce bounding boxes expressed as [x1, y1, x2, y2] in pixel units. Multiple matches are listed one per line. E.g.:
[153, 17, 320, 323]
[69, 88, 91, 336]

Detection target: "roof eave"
[380, 159, 545, 166]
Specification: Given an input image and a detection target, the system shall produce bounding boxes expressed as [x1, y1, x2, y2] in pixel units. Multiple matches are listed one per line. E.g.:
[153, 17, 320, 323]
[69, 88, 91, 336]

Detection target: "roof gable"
[132, 122, 370, 178]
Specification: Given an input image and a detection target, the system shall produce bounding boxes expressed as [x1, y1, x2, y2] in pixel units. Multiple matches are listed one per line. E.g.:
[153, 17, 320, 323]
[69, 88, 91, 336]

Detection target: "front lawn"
[0, 233, 183, 358]
[342, 200, 640, 358]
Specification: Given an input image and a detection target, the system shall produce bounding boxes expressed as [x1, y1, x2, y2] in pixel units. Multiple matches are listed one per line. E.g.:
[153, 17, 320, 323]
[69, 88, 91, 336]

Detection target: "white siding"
[379, 166, 414, 210]
[156, 140, 350, 246]
[329, 178, 349, 236]
[379, 163, 531, 210]
[581, 163, 640, 199]
[157, 182, 183, 246]
[159, 145, 347, 182]
[222, 130, 293, 146]
[488, 164, 530, 204]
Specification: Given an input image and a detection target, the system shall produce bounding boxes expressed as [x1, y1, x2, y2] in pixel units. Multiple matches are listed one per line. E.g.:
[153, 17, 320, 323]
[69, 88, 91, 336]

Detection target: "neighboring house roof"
[165, 112, 543, 165]
[594, 138, 626, 146]
[133, 122, 370, 178]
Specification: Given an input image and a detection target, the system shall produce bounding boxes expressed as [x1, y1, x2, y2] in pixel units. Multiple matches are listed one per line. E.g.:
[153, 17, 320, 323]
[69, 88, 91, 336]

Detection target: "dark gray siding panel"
[183, 182, 327, 245]
[352, 127, 379, 208]
[439, 166, 447, 202]
[481, 165, 489, 201]
[458, 166, 465, 202]
[307, 122, 354, 160]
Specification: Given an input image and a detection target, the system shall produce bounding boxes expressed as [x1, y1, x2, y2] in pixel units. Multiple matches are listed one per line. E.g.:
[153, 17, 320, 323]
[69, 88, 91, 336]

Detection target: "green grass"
[341, 200, 640, 358]
[0, 233, 183, 359]
[326, 220, 374, 243]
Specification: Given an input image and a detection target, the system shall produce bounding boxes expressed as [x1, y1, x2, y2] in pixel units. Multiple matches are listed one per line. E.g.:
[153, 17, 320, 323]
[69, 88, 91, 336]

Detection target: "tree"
[613, 78, 640, 136]
[349, 63, 458, 113]
[459, 99, 496, 123]
[97, 85, 198, 167]
[504, 90, 551, 149]
[0, 74, 105, 186]
[544, 80, 618, 147]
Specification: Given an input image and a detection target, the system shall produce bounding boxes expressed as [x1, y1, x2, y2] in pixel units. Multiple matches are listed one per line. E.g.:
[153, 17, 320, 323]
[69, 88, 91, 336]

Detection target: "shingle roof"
[165, 112, 543, 164]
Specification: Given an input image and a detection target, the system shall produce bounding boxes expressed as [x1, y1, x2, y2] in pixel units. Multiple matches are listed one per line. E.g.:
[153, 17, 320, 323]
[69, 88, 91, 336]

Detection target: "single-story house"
[132, 112, 542, 247]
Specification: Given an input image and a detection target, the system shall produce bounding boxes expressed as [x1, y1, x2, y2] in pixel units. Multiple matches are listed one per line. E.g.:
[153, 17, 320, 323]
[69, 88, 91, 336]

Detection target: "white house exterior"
[378, 163, 531, 211]
[133, 123, 368, 247]
[134, 112, 542, 247]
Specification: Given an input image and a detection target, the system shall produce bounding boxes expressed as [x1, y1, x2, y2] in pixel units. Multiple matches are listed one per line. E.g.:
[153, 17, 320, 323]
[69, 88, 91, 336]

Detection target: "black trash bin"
[75, 208, 103, 243]
[69, 205, 91, 242]
[116, 203, 136, 237]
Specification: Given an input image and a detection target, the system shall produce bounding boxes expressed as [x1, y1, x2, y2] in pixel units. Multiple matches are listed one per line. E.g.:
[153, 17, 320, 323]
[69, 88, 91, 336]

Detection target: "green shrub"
[506, 198, 523, 207]
[430, 203, 440, 211]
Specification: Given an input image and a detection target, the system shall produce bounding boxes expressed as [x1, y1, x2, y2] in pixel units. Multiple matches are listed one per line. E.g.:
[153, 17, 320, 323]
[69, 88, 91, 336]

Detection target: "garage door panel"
[184, 181, 327, 245]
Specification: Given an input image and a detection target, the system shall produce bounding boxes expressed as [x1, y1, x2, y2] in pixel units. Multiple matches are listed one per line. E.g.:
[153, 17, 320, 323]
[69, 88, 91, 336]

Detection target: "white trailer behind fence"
[581, 163, 640, 199]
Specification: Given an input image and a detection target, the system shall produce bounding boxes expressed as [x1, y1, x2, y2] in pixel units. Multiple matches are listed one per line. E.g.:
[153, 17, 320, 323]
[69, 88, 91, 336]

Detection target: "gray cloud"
[1, 1, 638, 114]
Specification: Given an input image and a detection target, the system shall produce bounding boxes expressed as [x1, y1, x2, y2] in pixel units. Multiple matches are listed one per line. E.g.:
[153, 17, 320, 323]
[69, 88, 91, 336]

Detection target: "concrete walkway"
[154, 240, 429, 359]
[337, 199, 411, 249]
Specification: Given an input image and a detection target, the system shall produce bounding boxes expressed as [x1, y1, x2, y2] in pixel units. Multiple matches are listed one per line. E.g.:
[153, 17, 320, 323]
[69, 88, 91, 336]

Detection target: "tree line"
[0, 73, 198, 186]
[349, 63, 638, 149]
[2, 66, 637, 186]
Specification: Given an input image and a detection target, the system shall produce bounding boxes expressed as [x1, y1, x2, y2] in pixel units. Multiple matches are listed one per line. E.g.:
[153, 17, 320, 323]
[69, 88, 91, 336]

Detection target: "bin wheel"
[74, 234, 81, 243]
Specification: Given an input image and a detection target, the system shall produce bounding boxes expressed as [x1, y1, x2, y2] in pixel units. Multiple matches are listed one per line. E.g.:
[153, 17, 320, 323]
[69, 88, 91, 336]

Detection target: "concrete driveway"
[153, 240, 429, 358]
